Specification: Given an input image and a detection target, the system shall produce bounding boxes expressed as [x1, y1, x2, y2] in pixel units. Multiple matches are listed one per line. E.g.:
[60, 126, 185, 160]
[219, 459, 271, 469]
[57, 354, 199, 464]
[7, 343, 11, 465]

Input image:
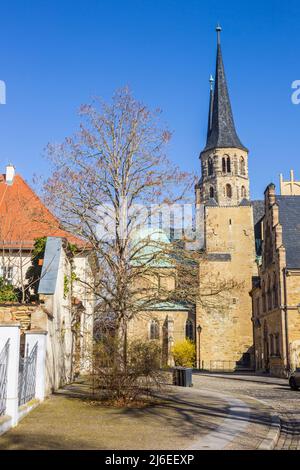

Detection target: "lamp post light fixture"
[168, 335, 174, 368]
[197, 325, 202, 370]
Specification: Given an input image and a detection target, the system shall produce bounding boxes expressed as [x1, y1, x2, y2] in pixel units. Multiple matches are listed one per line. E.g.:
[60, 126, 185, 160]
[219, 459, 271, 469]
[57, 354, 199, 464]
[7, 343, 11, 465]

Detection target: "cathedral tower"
[197, 26, 250, 207]
[196, 27, 257, 371]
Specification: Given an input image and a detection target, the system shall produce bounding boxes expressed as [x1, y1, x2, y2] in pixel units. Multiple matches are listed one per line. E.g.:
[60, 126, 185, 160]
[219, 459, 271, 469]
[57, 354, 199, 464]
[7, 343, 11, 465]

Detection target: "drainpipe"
[283, 268, 290, 374]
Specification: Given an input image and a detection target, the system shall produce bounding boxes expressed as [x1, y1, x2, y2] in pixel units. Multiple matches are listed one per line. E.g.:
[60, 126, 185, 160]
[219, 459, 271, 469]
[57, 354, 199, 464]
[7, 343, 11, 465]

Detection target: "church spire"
[204, 25, 247, 152]
[206, 75, 214, 138]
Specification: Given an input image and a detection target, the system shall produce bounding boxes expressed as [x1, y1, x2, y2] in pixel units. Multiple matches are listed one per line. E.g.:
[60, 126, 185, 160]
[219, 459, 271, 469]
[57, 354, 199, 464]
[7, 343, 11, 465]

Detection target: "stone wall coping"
[0, 303, 38, 307]
[24, 329, 48, 335]
[0, 323, 21, 327]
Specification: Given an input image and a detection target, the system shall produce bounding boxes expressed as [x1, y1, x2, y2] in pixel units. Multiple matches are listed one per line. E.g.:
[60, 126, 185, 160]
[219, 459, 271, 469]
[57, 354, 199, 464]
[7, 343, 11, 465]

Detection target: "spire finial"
[216, 24, 222, 45]
[209, 74, 214, 91]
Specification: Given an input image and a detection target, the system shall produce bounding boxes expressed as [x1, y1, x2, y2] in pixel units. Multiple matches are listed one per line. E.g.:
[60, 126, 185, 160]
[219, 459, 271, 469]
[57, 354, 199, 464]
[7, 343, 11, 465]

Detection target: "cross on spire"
[216, 24, 222, 45]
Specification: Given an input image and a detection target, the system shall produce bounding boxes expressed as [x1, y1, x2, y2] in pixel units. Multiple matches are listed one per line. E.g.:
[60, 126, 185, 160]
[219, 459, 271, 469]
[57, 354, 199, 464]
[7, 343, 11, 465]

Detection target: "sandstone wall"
[197, 205, 256, 370]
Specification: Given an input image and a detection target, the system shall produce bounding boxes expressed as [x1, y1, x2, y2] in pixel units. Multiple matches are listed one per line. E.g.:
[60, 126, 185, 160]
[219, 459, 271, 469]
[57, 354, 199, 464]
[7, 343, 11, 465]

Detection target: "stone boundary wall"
[0, 304, 38, 332]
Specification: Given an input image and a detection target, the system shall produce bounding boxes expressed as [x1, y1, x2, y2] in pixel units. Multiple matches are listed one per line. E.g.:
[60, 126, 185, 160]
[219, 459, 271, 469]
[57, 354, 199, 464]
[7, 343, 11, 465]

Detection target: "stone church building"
[195, 27, 261, 371]
[194, 27, 300, 376]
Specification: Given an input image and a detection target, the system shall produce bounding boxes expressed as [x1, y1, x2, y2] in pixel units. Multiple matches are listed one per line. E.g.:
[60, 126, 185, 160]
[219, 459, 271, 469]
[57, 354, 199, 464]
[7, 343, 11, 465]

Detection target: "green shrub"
[172, 339, 196, 368]
[31, 236, 47, 259]
[0, 277, 18, 302]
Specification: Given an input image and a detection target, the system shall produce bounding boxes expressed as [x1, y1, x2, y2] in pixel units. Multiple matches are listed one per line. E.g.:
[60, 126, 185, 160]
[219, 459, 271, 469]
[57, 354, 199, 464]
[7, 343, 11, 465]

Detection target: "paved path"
[0, 379, 275, 450]
[193, 372, 300, 450]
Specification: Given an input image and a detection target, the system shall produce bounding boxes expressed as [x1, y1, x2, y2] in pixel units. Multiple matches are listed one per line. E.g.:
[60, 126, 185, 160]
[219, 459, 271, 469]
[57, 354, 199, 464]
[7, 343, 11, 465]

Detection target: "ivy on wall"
[64, 271, 78, 299]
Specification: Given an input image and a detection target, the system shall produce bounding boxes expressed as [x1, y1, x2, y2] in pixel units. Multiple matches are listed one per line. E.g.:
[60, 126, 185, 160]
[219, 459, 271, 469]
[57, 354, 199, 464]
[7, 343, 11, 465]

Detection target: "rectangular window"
[269, 334, 274, 356]
[275, 334, 280, 357]
[1, 266, 13, 284]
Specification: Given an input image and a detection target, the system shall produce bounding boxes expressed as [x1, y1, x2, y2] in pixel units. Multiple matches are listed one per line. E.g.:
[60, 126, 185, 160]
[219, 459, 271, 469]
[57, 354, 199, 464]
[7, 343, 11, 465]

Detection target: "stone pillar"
[0, 323, 20, 425]
[24, 330, 47, 401]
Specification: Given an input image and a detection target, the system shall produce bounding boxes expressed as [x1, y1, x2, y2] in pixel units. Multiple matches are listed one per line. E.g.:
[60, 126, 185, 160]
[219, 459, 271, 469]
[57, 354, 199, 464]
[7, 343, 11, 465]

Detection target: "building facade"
[127, 228, 195, 366]
[251, 182, 300, 377]
[0, 165, 95, 390]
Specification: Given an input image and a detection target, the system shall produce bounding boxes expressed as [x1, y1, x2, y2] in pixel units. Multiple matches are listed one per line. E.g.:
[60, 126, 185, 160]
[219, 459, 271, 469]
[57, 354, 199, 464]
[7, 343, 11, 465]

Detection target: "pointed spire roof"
[206, 75, 214, 140]
[204, 26, 247, 153]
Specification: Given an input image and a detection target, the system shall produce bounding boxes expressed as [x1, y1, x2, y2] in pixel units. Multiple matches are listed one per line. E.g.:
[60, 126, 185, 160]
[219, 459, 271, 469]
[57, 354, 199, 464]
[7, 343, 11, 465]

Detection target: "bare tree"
[43, 88, 241, 398]
[44, 87, 193, 344]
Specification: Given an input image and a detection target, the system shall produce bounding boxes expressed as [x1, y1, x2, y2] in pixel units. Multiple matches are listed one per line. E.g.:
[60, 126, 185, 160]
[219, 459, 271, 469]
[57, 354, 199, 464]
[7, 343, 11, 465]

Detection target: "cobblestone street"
[193, 373, 300, 450]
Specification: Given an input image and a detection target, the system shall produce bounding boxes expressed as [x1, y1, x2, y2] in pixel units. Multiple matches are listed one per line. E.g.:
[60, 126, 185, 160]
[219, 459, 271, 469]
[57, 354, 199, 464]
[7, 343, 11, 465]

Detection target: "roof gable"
[276, 195, 300, 268]
[0, 173, 86, 249]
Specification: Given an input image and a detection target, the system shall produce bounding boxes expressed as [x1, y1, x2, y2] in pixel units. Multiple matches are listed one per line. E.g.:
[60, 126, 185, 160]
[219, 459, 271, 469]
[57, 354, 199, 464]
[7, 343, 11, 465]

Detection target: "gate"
[0, 339, 10, 416]
[18, 342, 38, 406]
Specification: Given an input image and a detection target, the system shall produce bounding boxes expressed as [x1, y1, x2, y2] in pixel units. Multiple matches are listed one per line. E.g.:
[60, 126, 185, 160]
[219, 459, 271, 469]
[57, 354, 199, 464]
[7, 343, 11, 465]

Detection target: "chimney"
[264, 183, 276, 206]
[5, 164, 15, 185]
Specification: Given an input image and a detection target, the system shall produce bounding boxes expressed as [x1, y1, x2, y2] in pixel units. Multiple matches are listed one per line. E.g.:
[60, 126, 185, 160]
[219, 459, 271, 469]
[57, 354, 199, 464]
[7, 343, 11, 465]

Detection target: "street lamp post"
[197, 325, 202, 370]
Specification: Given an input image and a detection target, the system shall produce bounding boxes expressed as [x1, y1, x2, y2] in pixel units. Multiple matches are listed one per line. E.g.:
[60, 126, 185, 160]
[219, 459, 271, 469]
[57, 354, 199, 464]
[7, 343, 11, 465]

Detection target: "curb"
[192, 377, 282, 450]
[195, 372, 287, 388]
[243, 395, 282, 450]
[258, 413, 281, 450]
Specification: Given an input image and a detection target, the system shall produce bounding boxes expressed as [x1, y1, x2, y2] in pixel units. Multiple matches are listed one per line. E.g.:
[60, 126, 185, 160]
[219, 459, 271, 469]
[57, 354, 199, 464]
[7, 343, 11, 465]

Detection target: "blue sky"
[1, 0, 300, 199]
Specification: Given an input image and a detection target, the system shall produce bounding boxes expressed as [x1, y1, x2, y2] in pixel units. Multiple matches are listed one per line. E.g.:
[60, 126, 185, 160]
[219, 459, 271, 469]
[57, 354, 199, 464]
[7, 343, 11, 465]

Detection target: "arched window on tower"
[222, 157, 226, 173]
[208, 158, 214, 176]
[241, 186, 246, 198]
[185, 320, 194, 341]
[201, 161, 206, 177]
[226, 157, 231, 173]
[149, 320, 160, 340]
[226, 184, 232, 199]
[273, 274, 278, 308]
[240, 157, 246, 175]
[209, 187, 214, 199]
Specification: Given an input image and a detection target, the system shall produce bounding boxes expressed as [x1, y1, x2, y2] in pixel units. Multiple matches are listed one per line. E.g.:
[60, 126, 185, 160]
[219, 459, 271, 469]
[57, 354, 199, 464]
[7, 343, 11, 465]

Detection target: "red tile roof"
[0, 173, 88, 250]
